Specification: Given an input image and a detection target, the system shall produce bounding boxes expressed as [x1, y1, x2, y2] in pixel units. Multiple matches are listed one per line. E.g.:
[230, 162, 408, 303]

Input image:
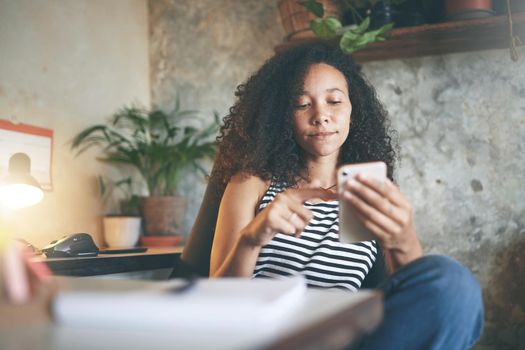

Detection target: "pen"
[169, 278, 196, 295]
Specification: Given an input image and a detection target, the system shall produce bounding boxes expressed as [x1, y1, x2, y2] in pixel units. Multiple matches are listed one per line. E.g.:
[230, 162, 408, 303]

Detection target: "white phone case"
[338, 161, 387, 243]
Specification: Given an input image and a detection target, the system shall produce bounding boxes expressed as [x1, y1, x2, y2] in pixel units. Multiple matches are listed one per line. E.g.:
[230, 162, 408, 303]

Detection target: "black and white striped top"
[252, 182, 378, 292]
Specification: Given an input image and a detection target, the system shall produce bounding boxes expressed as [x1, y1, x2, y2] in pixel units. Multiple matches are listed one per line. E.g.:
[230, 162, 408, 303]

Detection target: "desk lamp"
[0, 153, 44, 209]
[0, 153, 48, 305]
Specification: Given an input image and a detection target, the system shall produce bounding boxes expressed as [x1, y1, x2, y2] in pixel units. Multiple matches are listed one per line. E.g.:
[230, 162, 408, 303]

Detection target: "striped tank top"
[252, 181, 378, 292]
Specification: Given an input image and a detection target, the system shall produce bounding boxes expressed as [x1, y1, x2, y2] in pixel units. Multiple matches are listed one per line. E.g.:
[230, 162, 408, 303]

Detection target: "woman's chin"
[304, 146, 341, 159]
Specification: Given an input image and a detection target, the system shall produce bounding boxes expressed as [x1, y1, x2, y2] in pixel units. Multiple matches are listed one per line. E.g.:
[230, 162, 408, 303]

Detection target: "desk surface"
[33, 247, 183, 276]
[0, 277, 383, 350]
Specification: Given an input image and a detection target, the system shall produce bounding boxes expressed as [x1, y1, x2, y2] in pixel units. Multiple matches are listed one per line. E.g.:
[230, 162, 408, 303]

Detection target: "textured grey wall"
[149, 1, 525, 348]
[364, 51, 525, 349]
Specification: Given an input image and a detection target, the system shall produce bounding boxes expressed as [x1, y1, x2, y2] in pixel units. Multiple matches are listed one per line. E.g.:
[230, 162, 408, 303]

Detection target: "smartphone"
[337, 161, 387, 243]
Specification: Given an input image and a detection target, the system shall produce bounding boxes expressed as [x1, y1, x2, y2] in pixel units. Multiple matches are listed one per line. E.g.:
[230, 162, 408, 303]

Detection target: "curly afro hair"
[214, 41, 397, 187]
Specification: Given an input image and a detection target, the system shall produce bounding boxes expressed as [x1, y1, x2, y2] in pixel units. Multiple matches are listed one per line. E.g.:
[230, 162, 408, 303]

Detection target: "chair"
[170, 167, 225, 278]
[170, 167, 386, 289]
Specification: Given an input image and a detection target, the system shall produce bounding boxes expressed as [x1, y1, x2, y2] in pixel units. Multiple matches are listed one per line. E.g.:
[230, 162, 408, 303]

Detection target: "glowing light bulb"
[0, 153, 44, 209]
[0, 184, 44, 209]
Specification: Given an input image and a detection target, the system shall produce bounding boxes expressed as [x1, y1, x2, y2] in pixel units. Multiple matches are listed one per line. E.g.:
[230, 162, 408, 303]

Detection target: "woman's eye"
[295, 103, 310, 109]
[329, 100, 341, 105]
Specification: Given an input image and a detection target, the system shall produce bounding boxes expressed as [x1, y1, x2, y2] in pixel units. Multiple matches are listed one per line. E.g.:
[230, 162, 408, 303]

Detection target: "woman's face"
[292, 63, 352, 161]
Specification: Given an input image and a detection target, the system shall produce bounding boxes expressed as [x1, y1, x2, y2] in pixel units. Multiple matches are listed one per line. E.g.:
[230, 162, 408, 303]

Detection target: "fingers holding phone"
[338, 162, 387, 243]
[338, 162, 423, 267]
[342, 176, 406, 243]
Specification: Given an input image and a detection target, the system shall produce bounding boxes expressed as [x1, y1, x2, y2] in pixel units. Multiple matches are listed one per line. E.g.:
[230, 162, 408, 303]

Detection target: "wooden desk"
[0, 277, 383, 350]
[32, 247, 183, 276]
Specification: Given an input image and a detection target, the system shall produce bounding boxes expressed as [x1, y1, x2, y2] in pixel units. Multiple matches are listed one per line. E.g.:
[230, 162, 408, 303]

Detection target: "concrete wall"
[365, 50, 525, 350]
[0, 0, 150, 247]
[149, 0, 284, 232]
[149, 0, 525, 348]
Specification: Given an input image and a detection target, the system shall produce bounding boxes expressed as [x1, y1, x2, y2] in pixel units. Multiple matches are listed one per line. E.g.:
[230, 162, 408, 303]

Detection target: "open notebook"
[52, 276, 306, 332]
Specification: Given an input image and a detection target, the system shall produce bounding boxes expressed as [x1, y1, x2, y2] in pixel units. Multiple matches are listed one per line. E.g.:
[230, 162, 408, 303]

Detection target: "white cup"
[102, 216, 141, 248]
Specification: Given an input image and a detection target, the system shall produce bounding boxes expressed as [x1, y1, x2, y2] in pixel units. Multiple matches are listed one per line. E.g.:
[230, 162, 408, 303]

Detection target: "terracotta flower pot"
[446, 0, 494, 19]
[139, 196, 187, 236]
[278, 0, 341, 41]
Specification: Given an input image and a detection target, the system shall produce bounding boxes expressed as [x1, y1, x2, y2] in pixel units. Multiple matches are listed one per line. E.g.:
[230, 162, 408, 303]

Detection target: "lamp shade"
[0, 153, 44, 209]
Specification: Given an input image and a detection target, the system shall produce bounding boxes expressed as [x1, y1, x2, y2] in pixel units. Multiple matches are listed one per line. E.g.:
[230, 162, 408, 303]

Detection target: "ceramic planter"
[102, 216, 141, 248]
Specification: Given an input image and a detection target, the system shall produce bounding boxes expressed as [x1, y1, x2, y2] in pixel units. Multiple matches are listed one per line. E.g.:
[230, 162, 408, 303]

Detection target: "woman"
[209, 42, 483, 349]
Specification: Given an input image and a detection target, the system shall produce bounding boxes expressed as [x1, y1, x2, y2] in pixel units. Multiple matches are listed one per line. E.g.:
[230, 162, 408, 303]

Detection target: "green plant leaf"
[70, 125, 107, 151]
[340, 31, 368, 54]
[98, 176, 107, 197]
[375, 22, 395, 36]
[96, 175, 140, 215]
[339, 20, 394, 54]
[299, 0, 324, 18]
[355, 16, 370, 34]
[124, 195, 140, 215]
[310, 17, 342, 39]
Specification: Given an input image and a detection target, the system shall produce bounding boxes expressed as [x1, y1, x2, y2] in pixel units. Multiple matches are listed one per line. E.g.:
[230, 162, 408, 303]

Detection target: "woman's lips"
[309, 131, 337, 139]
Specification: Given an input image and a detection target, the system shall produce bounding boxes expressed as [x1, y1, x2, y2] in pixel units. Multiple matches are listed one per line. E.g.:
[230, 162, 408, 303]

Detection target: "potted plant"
[298, 0, 397, 54]
[295, 1, 443, 54]
[98, 177, 142, 248]
[71, 101, 219, 245]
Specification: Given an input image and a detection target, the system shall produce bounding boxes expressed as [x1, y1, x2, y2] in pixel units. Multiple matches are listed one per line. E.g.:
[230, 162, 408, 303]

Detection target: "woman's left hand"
[341, 174, 423, 269]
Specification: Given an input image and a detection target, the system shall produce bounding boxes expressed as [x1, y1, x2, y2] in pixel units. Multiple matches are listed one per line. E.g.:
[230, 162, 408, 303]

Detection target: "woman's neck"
[301, 155, 339, 189]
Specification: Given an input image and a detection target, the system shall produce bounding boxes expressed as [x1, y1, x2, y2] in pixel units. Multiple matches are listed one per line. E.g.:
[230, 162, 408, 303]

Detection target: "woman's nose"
[312, 104, 329, 125]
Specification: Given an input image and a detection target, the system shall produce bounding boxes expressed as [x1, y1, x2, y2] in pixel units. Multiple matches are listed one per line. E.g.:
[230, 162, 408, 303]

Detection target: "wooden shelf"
[275, 12, 525, 62]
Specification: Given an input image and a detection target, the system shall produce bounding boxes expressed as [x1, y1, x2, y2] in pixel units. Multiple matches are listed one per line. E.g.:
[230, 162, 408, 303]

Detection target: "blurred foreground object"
[0, 241, 55, 325]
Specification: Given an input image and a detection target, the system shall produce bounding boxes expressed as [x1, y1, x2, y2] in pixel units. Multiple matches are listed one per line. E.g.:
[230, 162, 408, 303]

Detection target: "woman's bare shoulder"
[224, 173, 270, 204]
[229, 172, 269, 189]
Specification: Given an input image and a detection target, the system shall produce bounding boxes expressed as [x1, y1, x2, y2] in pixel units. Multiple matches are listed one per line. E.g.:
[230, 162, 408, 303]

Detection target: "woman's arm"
[210, 174, 336, 277]
[209, 174, 268, 277]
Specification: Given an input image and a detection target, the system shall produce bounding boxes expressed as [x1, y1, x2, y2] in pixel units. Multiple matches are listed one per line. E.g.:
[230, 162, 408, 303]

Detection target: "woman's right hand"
[210, 175, 337, 277]
[240, 185, 337, 247]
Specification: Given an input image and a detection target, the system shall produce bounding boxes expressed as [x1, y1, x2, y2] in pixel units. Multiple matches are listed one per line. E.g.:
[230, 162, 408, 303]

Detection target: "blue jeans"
[357, 255, 484, 350]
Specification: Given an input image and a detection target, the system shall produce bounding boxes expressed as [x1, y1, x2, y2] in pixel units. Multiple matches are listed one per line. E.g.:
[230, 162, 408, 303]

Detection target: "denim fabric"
[357, 255, 484, 350]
